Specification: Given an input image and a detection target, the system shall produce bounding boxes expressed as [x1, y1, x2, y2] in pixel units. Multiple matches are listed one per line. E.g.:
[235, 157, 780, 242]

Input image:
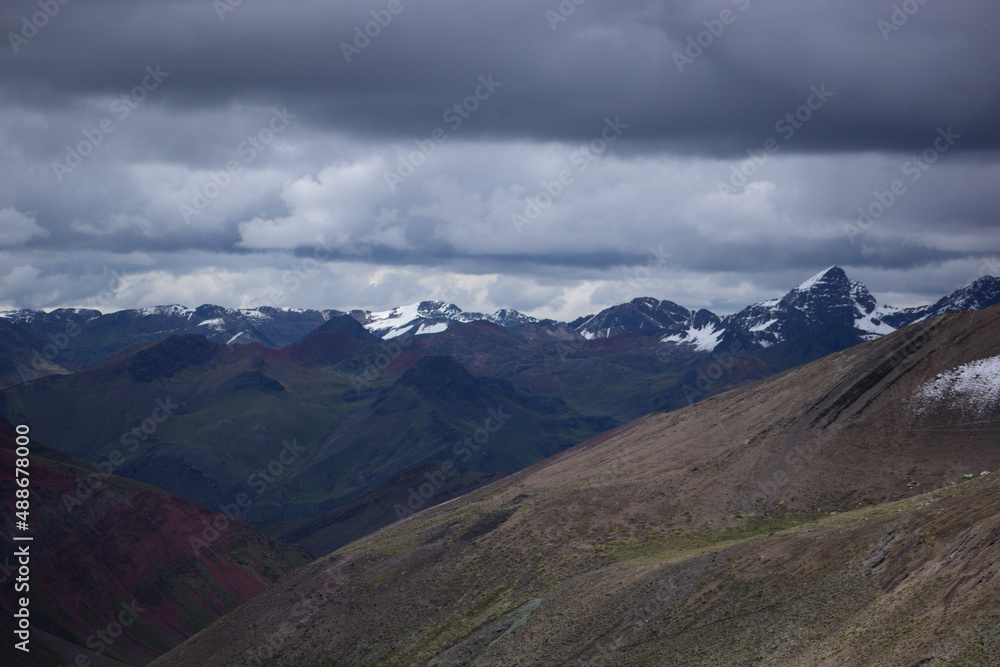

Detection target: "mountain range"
[4, 267, 1000, 391]
[3, 267, 1000, 561]
[150, 300, 1000, 666]
[4, 267, 1000, 664]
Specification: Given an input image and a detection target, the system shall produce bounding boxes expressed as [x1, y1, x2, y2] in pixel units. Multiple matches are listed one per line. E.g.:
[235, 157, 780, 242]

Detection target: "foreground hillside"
[156, 306, 1000, 665]
[0, 420, 312, 666]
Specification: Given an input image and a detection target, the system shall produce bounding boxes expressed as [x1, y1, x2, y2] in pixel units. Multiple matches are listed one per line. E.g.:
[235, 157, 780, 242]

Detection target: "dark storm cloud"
[2, 0, 999, 316]
[3, 0, 998, 154]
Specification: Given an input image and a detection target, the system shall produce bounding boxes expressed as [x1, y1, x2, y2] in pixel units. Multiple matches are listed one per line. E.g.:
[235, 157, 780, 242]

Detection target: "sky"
[1, 0, 998, 320]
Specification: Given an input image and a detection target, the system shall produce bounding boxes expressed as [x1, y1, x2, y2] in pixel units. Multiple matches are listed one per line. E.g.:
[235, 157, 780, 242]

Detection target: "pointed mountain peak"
[794, 266, 848, 292]
[491, 308, 537, 327]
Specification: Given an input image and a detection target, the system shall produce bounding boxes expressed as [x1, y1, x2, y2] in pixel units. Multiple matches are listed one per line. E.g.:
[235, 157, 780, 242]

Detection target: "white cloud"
[0, 208, 50, 246]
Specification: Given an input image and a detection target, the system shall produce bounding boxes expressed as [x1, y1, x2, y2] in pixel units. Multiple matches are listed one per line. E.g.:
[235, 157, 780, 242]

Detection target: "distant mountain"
[569, 297, 697, 340]
[354, 300, 537, 339]
[0, 330, 617, 553]
[4, 269, 1000, 380]
[662, 267, 1000, 357]
[348, 268, 1000, 355]
[883, 275, 1000, 328]
[0, 305, 345, 387]
[704, 266, 896, 353]
[0, 303, 342, 362]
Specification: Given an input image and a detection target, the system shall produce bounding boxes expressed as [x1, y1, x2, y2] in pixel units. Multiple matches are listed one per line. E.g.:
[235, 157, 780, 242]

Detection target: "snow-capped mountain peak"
[360, 301, 538, 339]
[794, 265, 842, 292]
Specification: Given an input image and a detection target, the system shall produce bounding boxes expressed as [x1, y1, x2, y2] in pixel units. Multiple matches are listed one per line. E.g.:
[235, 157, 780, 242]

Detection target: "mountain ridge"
[5, 268, 997, 361]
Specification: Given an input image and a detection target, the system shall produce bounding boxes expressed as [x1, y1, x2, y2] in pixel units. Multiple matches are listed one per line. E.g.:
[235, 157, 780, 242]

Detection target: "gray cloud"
[1, 0, 998, 318]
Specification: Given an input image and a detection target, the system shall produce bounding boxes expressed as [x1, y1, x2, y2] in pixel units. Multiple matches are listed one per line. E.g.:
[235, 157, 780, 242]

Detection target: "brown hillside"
[155, 307, 1000, 666]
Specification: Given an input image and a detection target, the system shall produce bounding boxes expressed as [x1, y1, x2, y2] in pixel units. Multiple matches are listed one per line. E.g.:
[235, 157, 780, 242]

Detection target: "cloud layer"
[1, 0, 998, 317]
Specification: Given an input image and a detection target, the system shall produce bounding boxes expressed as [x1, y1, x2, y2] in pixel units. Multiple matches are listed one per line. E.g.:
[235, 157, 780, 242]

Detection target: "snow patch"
[910, 355, 1000, 418]
[662, 323, 723, 352]
[140, 305, 195, 318]
[368, 303, 421, 326]
[239, 309, 272, 321]
[198, 318, 226, 331]
[415, 322, 449, 336]
[750, 318, 778, 332]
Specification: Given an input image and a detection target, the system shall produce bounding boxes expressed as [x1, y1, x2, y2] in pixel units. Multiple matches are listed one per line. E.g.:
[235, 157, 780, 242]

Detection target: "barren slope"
[155, 307, 1000, 666]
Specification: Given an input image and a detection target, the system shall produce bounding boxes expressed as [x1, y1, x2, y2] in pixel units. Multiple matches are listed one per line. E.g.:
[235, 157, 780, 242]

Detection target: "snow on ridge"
[795, 266, 838, 292]
[139, 305, 195, 318]
[0, 309, 35, 323]
[368, 303, 421, 325]
[239, 308, 273, 321]
[198, 318, 226, 331]
[910, 354, 1000, 418]
[226, 332, 247, 345]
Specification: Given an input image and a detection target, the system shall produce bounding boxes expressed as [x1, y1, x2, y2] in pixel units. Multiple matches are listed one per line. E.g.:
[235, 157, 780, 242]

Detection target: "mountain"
[0, 418, 312, 667]
[662, 266, 887, 356]
[883, 274, 1000, 328]
[0, 329, 618, 554]
[354, 300, 537, 339]
[347, 268, 1000, 358]
[569, 297, 700, 340]
[5, 267, 1000, 562]
[0, 318, 75, 389]
[5, 269, 1000, 377]
[153, 304, 1000, 666]
[0, 305, 344, 386]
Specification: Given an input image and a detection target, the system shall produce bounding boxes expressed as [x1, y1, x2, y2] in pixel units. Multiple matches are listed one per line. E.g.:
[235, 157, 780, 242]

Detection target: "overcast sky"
[1, 0, 998, 319]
